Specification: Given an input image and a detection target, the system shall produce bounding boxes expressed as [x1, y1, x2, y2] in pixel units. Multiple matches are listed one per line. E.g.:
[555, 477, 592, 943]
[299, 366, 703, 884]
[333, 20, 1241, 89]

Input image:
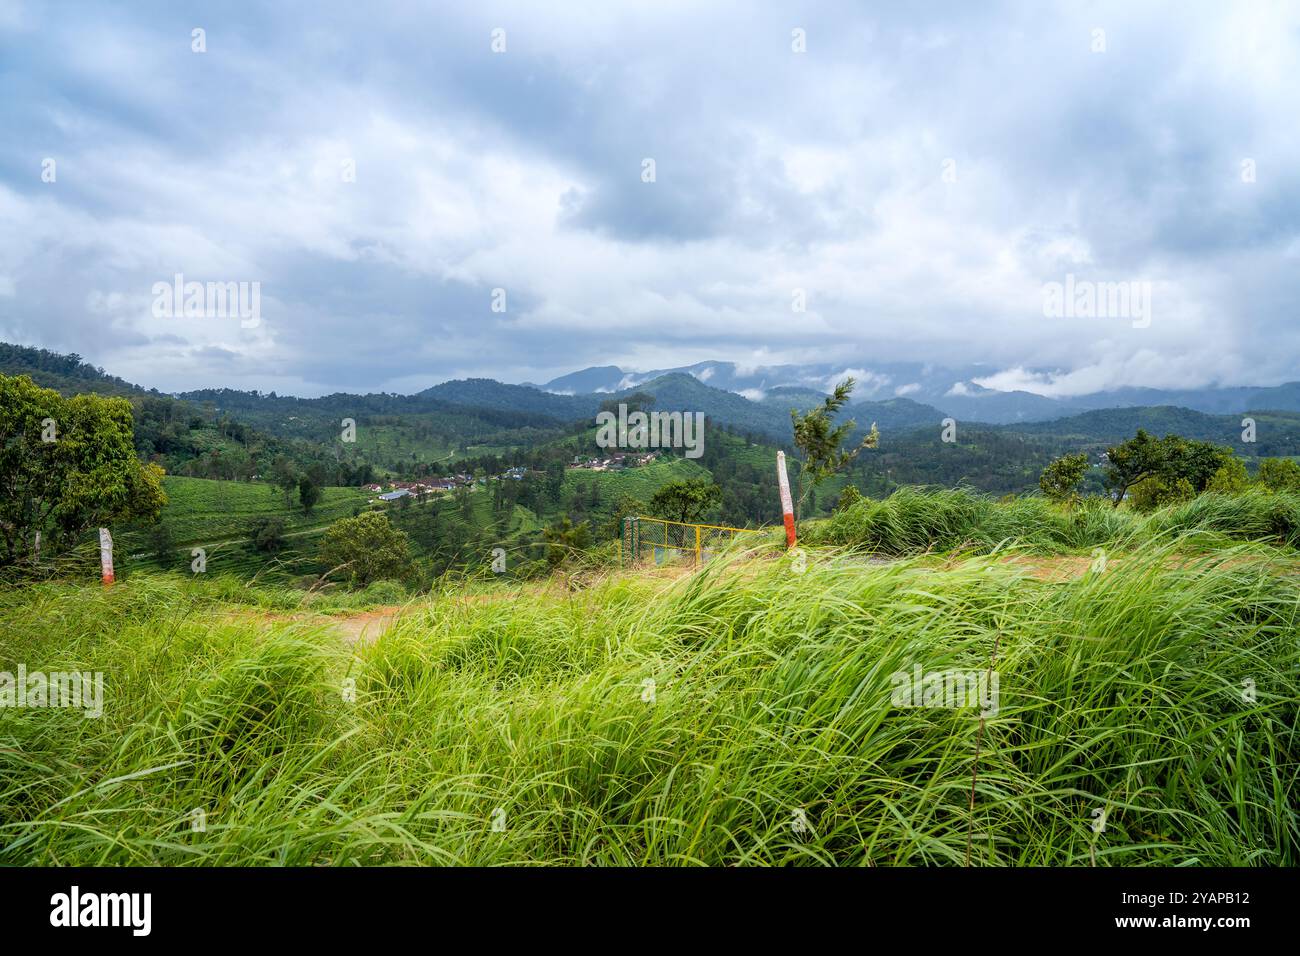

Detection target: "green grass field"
[150, 476, 372, 545]
[110, 477, 373, 581]
[145, 457, 706, 553]
[805, 485, 1300, 554]
[1, 522, 1296, 865]
[341, 420, 457, 470]
[115, 465, 641, 584]
[561, 456, 711, 506]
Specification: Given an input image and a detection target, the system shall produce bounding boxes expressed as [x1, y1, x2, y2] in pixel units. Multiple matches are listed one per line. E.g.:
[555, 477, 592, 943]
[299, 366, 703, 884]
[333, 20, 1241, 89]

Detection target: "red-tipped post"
[776, 451, 796, 548]
[99, 527, 115, 586]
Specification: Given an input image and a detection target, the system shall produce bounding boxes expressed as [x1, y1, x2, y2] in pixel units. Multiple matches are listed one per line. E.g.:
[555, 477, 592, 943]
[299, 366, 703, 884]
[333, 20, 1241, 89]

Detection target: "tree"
[599, 391, 655, 416]
[147, 521, 175, 565]
[1206, 458, 1249, 495]
[1102, 430, 1231, 509]
[1129, 474, 1195, 511]
[790, 378, 879, 522]
[603, 494, 645, 539]
[649, 478, 722, 525]
[0, 374, 167, 566]
[544, 461, 566, 503]
[249, 515, 287, 554]
[1257, 458, 1300, 492]
[1165, 438, 1232, 493]
[298, 475, 322, 514]
[1102, 430, 1164, 507]
[270, 455, 298, 507]
[542, 517, 592, 568]
[318, 511, 412, 585]
[305, 462, 328, 490]
[1039, 453, 1090, 503]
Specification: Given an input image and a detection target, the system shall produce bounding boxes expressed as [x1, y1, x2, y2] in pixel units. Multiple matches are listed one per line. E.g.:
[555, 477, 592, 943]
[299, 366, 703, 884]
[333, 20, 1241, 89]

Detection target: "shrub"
[1039, 452, 1089, 503]
[1128, 475, 1195, 512]
[358, 579, 407, 605]
[1206, 458, 1250, 495]
[319, 511, 412, 586]
[835, 485, 864, 512]
[1257, 458, 1300, 492]
[249, 515, 288, 554]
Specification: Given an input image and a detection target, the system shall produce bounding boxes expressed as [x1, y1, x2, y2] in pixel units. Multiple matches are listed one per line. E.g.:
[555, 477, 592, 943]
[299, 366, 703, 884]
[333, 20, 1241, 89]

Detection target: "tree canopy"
[1102, 429, 1234, 509]
[648, 478, 722, 525]
[318, 511, 412, 585]
[0, 373, 166, 567]
[1038, 452, 1090, 503]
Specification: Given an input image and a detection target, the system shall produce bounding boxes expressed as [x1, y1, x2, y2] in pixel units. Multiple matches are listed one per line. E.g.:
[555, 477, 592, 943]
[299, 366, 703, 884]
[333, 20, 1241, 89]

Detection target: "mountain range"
[537, 360, 1300, 426]
[5, 343, 1298, 450]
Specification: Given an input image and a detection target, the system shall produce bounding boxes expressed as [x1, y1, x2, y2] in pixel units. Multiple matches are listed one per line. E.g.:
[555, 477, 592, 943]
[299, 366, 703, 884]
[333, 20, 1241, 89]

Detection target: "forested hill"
[6, 340, 1300, 505]
[0, 343, 152, 398]
[993, 405, 1300, 456]
[418, 378, 597, 420]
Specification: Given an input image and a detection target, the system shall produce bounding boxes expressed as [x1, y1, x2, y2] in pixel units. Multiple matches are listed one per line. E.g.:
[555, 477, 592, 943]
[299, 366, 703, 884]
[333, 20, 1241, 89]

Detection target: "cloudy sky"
[1, 1, 1298, 397]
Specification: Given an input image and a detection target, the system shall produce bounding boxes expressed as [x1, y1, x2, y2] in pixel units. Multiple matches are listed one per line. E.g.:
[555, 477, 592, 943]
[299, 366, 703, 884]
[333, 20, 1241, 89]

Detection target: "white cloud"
[1, 2, 1297, 394]
[825, 369, 890, 397]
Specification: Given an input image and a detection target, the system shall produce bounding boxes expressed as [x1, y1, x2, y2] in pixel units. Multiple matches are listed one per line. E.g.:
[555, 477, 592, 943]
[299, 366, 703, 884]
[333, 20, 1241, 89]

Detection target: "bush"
[319, 511, 412, 586]
[1039, 453, 1089, 503]
[542, 517, 593, 568]
[358, 579, 407, 605]
[249, 515, 288, 554]
[1128, 475, 1195, 512]
[1257, 458, 1300, 492]
[1206, 458, 1249, 495]
[835, 485, 864, 512]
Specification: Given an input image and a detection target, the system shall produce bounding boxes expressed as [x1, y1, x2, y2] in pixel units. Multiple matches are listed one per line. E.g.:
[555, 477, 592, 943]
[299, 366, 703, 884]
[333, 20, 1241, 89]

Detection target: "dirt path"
[326, 606, 406, 644]
[221, 604, 411, 646]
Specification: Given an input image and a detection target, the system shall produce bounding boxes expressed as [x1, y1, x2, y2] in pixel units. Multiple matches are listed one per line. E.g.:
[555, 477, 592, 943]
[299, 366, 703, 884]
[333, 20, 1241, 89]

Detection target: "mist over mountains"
[6, 343, 1296, 447]
[538, 359, 1300, 426]
[6, 339, 1300, 527]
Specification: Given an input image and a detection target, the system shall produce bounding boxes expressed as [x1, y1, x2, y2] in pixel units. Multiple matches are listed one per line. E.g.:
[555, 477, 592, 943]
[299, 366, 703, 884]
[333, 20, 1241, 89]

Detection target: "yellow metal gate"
[621, 516, 764, 566]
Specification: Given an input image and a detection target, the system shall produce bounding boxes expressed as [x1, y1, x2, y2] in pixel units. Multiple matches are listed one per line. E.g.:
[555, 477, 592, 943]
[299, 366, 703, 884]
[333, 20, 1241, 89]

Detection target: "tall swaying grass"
[804, 486, 1300, 555]
[1, 540, 1296, 866]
